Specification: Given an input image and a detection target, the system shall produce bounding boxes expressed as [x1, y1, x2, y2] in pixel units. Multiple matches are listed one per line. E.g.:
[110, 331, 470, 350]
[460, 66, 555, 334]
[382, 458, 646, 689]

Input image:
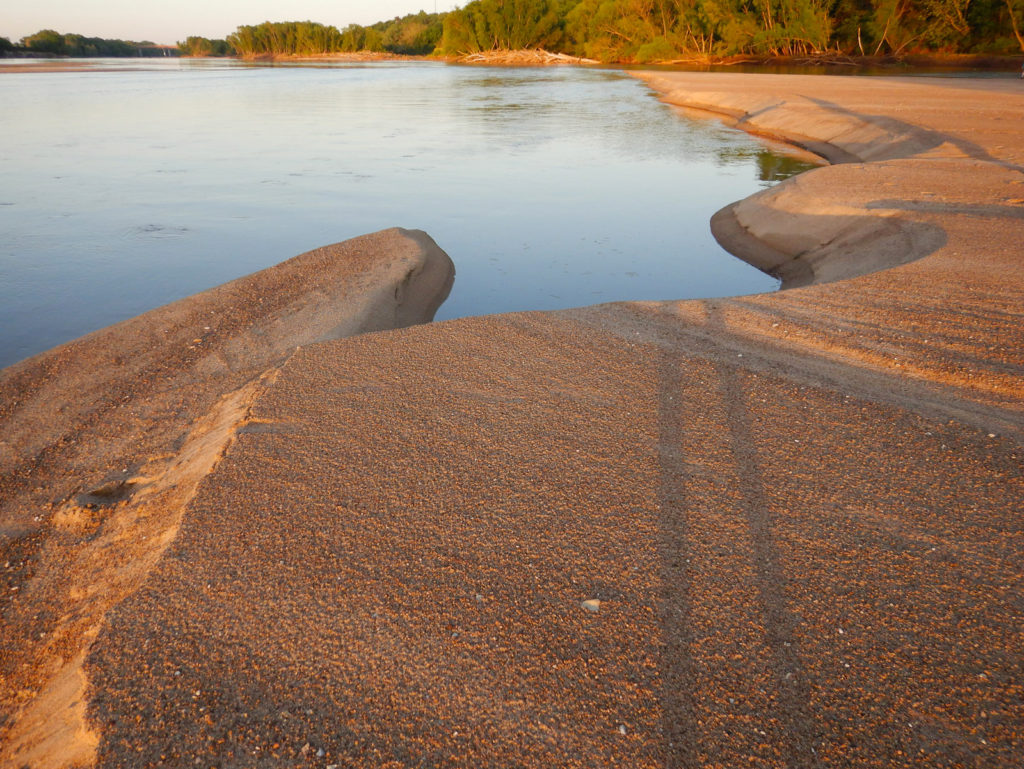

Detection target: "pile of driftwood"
[456, 49, 599, 66]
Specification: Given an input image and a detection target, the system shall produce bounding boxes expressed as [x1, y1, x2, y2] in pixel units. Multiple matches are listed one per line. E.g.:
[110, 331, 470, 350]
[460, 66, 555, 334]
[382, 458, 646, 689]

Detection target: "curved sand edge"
[0, 227, 453, 472]
[633, 71, 1024, 286]
[0, 228, 453, 769]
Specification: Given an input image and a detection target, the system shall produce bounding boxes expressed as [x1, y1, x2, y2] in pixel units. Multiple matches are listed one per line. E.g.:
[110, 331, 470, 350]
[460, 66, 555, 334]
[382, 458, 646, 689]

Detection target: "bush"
[635, 36, 678, 63]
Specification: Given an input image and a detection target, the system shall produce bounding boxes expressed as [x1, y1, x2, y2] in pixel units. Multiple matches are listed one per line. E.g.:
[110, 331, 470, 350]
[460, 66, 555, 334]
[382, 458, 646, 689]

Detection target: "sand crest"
[0, 228, 453, 768]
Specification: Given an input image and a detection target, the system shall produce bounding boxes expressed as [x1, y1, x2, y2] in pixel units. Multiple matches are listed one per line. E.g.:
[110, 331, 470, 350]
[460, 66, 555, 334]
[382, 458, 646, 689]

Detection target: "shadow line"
[804, 96, 1024, 171]
[655, 350, 700, 766]
[709, 304, 820, 766]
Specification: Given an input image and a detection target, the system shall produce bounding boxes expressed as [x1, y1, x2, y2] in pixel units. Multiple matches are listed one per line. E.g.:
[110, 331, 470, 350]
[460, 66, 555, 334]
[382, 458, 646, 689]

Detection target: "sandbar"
[1, 75, 1022, 768]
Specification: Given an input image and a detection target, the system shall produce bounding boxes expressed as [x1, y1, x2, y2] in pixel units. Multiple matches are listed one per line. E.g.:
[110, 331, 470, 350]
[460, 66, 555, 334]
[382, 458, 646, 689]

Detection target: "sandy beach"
[1, 73, 1022, 768]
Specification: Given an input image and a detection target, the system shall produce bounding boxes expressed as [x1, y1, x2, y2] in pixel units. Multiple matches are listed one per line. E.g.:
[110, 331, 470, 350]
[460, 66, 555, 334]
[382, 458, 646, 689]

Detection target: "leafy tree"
[373, 11, 446, 54]
[919, 0, 971, 46]
[867, 0, 919, 54]
[442, 10, 483, 52]
[178, 36, 233, 56]
[227, 21, 345, 57]
[364, 27, 386, 51]
[441, 0, 566, 53]
[339, 24, 367, 51]
[1004, 0, 1024, 50]
[21, 29, 65, 53]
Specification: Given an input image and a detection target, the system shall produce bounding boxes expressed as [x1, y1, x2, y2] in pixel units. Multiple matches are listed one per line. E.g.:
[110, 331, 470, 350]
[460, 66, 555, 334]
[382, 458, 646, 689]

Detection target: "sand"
[0, 228, 453, 768]
[1, 75, 1022, 768]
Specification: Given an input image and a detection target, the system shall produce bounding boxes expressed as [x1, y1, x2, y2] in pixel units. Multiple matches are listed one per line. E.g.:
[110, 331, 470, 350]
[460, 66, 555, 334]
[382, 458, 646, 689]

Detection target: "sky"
[3, 1, 461, 46]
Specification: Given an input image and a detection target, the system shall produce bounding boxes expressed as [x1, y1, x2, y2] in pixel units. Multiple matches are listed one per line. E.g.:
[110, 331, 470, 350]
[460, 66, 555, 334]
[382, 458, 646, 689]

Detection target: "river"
[0, 58, 815, 369]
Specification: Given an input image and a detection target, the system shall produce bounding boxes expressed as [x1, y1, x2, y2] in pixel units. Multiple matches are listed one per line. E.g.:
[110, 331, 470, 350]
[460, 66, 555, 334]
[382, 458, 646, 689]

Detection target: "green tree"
[178, 36, 233, 56]
[373, 11, 446, 54]
[866, 0, 919, 54]
[339, 24, 367, 51]
[21, 29, 66, 54]
[919, 0, 971, 46]
[441, 0, 566, 53]
[226, 21, 345, 57]
[1005, 0, 1024, 51]
[442, 10, 483, 52]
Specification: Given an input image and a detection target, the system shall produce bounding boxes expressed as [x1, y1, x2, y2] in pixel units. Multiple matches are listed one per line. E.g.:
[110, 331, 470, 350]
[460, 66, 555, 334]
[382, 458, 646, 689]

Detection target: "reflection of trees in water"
[714, 146, 817, 183]
[755, 151, 818, 182]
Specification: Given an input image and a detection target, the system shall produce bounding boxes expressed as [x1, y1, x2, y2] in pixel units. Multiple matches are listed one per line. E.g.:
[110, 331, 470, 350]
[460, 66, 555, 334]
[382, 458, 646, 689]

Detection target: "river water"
[0, 59, 814, 369]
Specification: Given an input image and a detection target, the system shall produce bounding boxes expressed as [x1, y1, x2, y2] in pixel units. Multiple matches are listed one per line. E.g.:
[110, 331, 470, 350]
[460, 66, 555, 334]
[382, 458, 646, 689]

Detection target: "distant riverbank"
[6, 46, 1021, 74]
[223, 49, 1024, 72]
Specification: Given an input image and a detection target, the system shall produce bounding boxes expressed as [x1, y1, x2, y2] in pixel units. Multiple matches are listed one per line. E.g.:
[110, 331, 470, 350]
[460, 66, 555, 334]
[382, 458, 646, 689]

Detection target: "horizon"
[3, 0, 460, 47]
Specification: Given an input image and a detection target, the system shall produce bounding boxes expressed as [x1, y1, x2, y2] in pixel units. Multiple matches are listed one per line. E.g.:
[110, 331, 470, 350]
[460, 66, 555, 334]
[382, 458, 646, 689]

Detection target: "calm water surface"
[0, 59, 814, 369]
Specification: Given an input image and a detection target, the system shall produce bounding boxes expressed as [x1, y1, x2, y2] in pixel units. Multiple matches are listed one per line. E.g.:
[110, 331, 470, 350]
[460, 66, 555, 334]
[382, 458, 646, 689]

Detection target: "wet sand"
[1, 76, 1022, 768]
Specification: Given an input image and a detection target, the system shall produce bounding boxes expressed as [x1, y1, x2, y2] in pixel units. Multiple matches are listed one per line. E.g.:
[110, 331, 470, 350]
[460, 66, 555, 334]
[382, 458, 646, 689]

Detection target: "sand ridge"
[0, 228, 453, 768]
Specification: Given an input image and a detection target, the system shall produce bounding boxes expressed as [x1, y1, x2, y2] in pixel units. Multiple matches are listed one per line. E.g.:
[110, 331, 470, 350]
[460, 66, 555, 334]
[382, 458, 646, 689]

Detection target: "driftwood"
[456, 49, 599, 66]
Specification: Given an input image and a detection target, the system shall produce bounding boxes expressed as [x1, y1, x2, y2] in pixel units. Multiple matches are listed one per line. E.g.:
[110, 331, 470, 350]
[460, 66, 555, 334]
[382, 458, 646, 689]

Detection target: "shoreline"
[2, 74, 1022, 767]
[7, 49, 1020, 70]
[634, 71, 1024, 286]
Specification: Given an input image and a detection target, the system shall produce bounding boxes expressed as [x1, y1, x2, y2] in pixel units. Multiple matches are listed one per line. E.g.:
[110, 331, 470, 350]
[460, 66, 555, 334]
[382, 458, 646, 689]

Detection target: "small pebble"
[582, 599, 601, 612]
[618, 724, 627, 735]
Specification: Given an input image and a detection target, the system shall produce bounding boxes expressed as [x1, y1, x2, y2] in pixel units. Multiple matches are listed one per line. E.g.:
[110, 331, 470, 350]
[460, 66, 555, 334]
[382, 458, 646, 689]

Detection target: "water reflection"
[714, 145, 819, 184]
[756, 152, 817, 183]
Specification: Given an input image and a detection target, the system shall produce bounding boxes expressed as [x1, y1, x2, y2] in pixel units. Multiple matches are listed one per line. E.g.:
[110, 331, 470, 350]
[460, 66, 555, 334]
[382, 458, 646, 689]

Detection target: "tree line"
[8, 30, 173, 57]
[180, 14, 445, 58]
[179, 2, 1024, 61]
[8, 1, 1020, 63]
[440, 0, 1024, 60]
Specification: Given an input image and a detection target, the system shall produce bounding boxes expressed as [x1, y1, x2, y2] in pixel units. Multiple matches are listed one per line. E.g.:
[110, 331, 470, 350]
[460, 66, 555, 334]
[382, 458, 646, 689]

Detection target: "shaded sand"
[0, 228, 453, 768]
[2, 76, 1023, 768]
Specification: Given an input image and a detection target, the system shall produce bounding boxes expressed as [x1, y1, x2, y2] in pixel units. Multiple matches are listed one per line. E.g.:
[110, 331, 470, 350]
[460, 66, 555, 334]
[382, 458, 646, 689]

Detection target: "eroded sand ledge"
[2, 77, 1022, 768]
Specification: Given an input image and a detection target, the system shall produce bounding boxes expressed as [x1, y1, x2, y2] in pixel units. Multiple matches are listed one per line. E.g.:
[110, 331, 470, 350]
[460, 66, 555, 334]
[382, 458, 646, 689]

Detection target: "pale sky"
[3, 1, 462, 46]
